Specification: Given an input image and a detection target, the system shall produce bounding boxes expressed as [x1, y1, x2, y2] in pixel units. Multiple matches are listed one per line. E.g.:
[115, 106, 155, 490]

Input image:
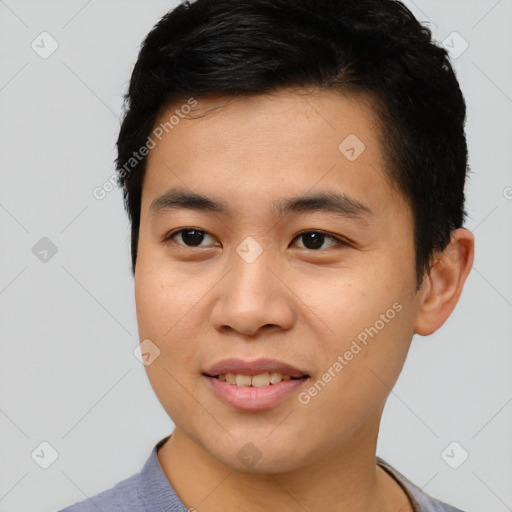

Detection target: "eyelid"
[163, 227, 219, 247]
[163, 227, 351, 250]
[290, 230, 351, 249]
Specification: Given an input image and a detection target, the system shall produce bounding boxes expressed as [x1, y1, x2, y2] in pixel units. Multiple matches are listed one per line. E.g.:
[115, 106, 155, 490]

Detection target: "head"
[116, 0, 474, 472]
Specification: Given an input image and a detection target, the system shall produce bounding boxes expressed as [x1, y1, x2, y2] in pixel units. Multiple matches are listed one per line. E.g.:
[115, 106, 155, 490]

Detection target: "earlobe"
[414, 228, 474, 336]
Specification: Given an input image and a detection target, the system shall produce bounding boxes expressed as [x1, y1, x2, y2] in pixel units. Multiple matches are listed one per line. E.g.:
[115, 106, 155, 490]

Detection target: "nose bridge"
[229, 244, 278, 308]
[229, 233, 276, 291]
[212, 242, 295, 335]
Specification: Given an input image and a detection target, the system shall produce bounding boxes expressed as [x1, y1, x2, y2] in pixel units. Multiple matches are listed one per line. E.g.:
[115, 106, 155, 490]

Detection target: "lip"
[203, 357, 308, 378]
[202, 358, 309, 411]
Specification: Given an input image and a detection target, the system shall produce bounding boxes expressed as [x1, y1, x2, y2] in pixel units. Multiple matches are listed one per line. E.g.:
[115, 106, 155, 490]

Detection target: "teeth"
[269, 372, 282, 384]
[218, 372, 297, 387]
[252, 373, 270, 387]
[235, 374, 252, 386]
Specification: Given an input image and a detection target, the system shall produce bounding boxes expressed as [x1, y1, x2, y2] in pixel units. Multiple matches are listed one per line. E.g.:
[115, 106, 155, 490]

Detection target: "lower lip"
[204, 375, 308, 411]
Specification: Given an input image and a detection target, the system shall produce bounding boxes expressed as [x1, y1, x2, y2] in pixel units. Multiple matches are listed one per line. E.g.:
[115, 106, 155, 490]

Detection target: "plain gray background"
[0, 1, 511, 511]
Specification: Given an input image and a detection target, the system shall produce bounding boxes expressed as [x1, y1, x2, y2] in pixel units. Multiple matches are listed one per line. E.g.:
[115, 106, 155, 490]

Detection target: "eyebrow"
[149, 186, 373, 222]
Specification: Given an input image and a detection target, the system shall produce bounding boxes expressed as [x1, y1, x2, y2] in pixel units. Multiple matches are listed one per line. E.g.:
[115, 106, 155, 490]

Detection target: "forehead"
[142, 89, 406, 222]
[149, 89, 382, 163]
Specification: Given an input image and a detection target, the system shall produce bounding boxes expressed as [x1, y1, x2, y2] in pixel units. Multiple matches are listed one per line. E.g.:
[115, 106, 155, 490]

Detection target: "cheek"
[135, 263, 202, 422]
[295, 262, 416, 386]
[134, 258, 207, 372]
[298, 302, 415, 441]
[291, 261, 404, 340]
[134, 270, 168, 340]
[135, 259, 198, 341]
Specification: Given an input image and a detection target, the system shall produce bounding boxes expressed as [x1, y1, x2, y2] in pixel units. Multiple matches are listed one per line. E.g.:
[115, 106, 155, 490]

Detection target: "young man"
[60, 0, 474, 510]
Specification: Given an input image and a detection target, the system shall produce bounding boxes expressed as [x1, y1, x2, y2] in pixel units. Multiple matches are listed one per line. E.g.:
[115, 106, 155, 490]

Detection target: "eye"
[164, 228, 218, 247]
[291, 231, 347, 251]
[164, 228, 348, 251]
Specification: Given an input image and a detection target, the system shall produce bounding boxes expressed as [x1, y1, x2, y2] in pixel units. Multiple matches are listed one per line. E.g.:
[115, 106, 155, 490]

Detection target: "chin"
[220, 449, 307, 475]
[204, 432, 317, 475]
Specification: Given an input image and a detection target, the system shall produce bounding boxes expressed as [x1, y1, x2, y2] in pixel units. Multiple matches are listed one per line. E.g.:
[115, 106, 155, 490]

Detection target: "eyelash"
[163, 228, 350, 251]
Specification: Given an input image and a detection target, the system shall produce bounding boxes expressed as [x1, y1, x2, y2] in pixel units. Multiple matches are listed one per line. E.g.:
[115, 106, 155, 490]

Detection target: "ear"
[414, 228, 474, 336]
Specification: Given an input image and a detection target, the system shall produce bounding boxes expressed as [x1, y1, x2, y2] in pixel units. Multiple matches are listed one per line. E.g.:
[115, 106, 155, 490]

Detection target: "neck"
[157, 419, 413, 511]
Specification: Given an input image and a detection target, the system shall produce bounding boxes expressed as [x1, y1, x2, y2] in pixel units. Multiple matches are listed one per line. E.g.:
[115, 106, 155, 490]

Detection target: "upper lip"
[203, 358, 308, 378]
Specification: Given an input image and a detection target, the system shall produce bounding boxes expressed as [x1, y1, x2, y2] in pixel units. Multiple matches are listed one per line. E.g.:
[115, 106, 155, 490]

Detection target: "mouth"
[203, 357, 309, 383]
[202, 358, 310, 410]
[210, 372, 306, 387]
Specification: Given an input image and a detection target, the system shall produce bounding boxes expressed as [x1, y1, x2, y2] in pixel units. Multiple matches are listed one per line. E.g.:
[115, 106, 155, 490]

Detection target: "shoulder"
[58, 436, 188, 512]
[58, 471, 143, 511]
[60, 474, 144, 512]
[377, 458, 466, 512]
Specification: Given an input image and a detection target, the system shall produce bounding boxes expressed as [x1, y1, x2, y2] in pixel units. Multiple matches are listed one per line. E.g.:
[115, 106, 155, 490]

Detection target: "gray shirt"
[59, 437, 465, 512]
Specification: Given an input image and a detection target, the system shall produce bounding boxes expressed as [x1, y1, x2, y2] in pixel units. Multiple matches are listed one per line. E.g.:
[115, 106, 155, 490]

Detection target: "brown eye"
[292, 231, 345, 250]
[165, 229, 216, 247]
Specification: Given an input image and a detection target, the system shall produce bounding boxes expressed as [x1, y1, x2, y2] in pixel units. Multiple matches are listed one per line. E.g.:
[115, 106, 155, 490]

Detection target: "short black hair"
[116, 0, 468, 289]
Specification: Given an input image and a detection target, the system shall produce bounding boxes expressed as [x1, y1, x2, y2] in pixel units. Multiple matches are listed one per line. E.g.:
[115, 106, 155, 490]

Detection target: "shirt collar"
[136, 435, 189, 511]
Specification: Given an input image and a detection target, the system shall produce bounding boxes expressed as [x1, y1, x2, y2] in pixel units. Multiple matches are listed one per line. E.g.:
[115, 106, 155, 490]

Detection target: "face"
[135, 89, 423, 473]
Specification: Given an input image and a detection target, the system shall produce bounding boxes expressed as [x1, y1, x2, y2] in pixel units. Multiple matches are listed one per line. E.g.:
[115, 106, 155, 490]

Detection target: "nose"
[211, 251, 296, 338]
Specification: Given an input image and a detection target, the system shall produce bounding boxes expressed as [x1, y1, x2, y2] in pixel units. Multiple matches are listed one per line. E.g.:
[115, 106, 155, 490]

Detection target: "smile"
[203, 358, 310, 410]
[214, 372, 297, 387]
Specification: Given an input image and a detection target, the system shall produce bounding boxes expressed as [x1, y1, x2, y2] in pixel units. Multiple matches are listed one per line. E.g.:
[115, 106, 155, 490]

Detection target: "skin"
[134, 88, 474, 511]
